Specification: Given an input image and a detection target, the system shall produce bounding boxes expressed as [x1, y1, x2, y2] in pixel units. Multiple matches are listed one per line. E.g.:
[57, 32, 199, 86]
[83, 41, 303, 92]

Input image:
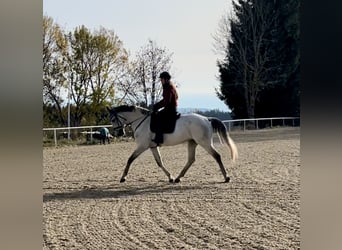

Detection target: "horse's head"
[107, 105, 136, 134]
[107, 105, 151, 136]
[107, 105, 136, 130]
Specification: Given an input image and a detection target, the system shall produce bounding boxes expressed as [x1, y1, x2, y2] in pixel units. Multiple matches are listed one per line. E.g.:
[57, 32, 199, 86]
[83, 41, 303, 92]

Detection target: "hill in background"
[178, 108, 232, 121]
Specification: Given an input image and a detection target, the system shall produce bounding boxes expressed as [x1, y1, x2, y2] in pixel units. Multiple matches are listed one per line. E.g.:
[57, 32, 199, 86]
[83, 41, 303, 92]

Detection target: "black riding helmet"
[159, 71, 171, 80]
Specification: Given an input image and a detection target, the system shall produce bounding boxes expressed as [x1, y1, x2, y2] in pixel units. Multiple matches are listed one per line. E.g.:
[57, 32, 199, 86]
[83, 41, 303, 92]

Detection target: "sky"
[43, 0, 232, 111]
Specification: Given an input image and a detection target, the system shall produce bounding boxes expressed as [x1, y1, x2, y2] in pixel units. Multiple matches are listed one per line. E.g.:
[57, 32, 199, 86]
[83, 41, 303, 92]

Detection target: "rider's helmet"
[159, 71, 171, 80]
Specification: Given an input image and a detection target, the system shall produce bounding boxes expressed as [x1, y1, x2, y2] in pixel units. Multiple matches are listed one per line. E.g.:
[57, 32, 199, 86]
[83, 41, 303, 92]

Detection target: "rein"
[133, 114, 150, 132]
[111, 113, 126, 131]
[111, 112, 150, 133]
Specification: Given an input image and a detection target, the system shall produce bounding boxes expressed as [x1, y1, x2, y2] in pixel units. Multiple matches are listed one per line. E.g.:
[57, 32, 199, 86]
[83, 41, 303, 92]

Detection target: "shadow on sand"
[43, 181, 222, 202]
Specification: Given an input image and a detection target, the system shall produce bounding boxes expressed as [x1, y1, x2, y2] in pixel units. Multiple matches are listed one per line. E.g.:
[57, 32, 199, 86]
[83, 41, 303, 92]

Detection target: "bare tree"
[212, 10, 232, 62]
[132, 39, 173, 108]
[215, 0, 278, 118]
[114, 60, 145, 105]
[240, 1, 278, 118]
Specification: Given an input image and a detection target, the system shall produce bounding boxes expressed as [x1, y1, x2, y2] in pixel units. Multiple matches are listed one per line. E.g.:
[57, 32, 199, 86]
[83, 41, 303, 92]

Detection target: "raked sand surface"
[43, 127, 300, 249]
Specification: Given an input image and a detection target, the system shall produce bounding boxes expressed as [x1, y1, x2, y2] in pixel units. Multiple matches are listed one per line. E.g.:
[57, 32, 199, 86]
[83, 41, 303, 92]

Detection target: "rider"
[152, 71, 178, 145]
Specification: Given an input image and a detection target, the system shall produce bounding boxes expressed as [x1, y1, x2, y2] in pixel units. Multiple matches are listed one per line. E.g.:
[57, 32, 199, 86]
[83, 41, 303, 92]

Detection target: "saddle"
[150, 112, 181, 133]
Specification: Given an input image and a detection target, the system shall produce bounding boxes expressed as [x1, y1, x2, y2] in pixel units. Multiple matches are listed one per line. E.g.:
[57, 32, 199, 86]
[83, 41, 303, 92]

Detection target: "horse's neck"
[124, 111, 144, 123]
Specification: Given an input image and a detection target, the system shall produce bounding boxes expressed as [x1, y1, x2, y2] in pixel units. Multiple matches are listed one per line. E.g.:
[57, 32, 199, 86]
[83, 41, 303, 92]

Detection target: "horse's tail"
[209, 118, 238, 162]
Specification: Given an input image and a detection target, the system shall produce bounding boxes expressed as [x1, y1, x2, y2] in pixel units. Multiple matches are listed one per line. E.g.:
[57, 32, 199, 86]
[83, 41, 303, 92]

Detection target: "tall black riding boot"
[153, 131, 164, 145]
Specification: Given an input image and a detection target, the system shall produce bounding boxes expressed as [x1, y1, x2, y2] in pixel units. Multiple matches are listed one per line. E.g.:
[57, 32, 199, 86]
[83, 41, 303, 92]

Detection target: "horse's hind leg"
[150, 147, 174, 182]
[175, 140, 197, 183]
[201, 143, 230, 183]
[120, 147, 147, 183]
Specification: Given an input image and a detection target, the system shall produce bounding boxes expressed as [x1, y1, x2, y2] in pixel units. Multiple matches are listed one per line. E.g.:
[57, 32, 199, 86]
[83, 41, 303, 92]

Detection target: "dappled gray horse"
[107, 105, 238, 183]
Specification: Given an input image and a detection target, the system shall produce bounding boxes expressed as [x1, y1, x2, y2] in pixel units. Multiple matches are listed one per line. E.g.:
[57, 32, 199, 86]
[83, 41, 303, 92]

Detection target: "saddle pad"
[150, 113, 180, 133]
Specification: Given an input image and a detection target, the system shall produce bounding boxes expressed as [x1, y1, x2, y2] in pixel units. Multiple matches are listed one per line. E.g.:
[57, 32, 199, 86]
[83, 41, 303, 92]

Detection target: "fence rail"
[43, 125, 113, 147]
[43, 117, 300, 147]
[222, 117, 300, 132]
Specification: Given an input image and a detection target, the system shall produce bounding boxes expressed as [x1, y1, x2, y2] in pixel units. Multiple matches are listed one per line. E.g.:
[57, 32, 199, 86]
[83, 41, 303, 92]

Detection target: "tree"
[255, 0, 300, 117]
[216, 0, 279, 118]
[65, 25, 128, 126]
[215, 0, 299, 118]
[87, 27, 128, 124]
[42, 19, 175, 127]
[131, 39, 173, 108]
[212, 10, 231, 61]
[114, 61, 148, 106]
[43, 15, 68, 125]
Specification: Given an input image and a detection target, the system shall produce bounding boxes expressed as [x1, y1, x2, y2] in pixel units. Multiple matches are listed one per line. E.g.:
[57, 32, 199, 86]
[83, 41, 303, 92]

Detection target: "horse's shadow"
[43, 181, 220, 202]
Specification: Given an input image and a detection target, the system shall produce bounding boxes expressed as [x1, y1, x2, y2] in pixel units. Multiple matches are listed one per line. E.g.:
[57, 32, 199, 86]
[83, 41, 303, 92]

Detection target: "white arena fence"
[43, 125, 115, 147]
[43, 117, 300, 147]
[222, 117, 300, 132]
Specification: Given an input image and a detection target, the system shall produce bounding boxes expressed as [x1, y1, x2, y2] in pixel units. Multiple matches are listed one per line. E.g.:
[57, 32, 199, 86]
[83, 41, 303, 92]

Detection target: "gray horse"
[107, 105, 238, 183]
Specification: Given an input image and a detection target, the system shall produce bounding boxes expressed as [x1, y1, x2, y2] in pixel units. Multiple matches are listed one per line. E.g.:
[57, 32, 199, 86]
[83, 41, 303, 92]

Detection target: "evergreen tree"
[216, 0, 300, 118]
[256, 0, 300, 117]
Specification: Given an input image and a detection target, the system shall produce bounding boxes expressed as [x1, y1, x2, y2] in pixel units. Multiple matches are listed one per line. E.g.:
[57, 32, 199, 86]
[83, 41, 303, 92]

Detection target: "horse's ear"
[106, 106, 112, 113]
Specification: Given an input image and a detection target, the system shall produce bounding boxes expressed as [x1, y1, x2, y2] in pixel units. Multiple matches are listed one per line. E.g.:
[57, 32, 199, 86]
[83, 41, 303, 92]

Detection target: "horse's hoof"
[225, 177, 230, 183]
[169, 178, 174, 183]
[175, 178, 181, 183]
[120, 178, 126, 183]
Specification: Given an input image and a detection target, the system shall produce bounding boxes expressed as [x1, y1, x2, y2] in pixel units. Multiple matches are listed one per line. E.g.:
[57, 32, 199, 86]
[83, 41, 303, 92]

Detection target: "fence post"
[271, 118, 273, 128]
[54, 129, 57, 147]
[90, 127, 93, 142]
[243, 120, 246, 131]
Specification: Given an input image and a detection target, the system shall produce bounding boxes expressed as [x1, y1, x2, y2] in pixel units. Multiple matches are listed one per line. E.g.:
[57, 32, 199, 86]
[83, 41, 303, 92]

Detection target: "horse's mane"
[113, 105, 150, 115]
[113, 105, 135, 113]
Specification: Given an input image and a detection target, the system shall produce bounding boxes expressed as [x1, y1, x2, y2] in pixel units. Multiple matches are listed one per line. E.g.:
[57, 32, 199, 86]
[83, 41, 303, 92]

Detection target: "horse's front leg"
[150, 147, 174, 182]
[120, 147, 147, 183]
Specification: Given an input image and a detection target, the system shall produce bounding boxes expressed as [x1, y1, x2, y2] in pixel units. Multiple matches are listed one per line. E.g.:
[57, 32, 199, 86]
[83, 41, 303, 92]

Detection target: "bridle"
[110, 112, 126, 131]
[110, 111, 150, 133]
